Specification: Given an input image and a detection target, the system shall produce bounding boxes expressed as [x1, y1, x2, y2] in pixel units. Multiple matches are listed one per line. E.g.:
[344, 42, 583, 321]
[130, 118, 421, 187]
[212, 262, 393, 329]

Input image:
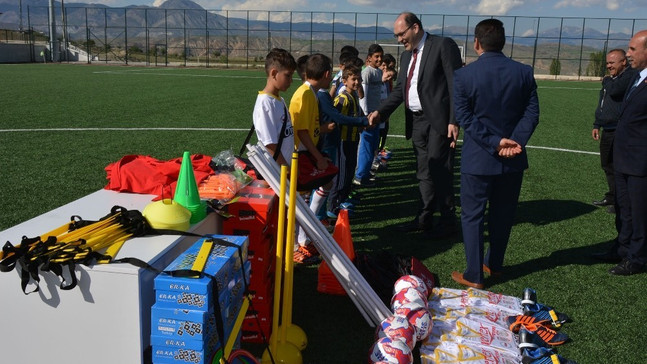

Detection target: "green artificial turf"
[1, 64, 645, 363]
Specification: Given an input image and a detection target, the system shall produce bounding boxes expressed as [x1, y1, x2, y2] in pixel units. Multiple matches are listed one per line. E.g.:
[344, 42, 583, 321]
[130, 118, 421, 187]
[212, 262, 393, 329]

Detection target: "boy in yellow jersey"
[290, 53, 335, 264]
[253, 48, 297, 166]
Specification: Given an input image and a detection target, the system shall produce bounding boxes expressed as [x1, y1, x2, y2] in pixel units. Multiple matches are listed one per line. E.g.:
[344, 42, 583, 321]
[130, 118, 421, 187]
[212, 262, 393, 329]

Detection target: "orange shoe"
[293, 244, 321, 265]
[451, 271, 484, 289]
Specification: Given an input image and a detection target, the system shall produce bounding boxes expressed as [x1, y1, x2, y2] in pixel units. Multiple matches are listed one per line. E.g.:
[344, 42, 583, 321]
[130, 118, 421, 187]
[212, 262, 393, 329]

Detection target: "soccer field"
[1, 63, 645, 363]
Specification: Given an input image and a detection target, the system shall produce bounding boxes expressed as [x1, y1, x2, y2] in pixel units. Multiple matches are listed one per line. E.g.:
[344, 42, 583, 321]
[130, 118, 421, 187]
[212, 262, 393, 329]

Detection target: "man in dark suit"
[450, 19, 539, 289]
[370, 12, 463, 238]
[609, 29, 647, 276]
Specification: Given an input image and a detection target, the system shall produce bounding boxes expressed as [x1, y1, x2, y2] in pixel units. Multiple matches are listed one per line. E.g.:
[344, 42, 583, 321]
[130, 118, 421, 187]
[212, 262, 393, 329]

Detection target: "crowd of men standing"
[376, 12, 647, 287]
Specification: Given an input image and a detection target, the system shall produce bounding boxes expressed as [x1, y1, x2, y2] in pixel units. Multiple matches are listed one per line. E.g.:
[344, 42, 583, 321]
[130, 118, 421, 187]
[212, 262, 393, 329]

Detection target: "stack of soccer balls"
[368, 275, 433, 364]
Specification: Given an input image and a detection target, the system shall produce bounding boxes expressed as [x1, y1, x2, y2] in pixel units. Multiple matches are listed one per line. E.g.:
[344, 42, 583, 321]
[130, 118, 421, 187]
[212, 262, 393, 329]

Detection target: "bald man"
[610, 30, 647, 275]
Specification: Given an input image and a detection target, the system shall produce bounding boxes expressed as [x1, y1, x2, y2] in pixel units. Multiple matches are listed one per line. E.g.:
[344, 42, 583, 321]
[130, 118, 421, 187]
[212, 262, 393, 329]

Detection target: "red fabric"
[104, 154, 213, 200]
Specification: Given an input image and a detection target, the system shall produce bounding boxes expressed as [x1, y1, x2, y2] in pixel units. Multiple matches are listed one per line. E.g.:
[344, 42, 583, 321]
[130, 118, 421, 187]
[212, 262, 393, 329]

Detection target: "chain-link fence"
[2, 6, 647, 77]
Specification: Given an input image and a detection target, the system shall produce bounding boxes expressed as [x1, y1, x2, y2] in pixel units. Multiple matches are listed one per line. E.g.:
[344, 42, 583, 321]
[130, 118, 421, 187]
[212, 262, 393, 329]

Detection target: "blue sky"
[87, 0, 647, 20]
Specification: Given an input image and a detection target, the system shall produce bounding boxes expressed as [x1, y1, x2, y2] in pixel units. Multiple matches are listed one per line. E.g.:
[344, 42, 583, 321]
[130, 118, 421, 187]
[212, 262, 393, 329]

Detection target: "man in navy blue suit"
[609, 29, 647, 276]
[451, 19, 539, 289]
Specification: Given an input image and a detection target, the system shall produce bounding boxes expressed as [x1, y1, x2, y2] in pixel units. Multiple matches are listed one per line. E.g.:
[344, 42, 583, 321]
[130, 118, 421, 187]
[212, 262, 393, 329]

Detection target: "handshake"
[367, 111, 381, 128]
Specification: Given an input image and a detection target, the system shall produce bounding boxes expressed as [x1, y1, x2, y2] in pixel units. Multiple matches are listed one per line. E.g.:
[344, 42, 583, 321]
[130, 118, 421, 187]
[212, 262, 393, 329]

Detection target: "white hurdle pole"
[247, 143, 391, 326]
[247, 147, 378, 325]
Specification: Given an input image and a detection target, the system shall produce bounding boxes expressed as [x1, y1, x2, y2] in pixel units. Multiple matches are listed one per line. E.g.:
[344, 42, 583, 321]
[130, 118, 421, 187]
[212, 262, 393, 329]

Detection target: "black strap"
[239, 104, 288, 162]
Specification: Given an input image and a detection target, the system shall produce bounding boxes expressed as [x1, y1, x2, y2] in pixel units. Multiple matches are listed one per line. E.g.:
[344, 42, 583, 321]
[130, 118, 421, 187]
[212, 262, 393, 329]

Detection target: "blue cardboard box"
[152, 264, 249, 340]
[154, 261, 250, 311]
[154, 235, 249, 310]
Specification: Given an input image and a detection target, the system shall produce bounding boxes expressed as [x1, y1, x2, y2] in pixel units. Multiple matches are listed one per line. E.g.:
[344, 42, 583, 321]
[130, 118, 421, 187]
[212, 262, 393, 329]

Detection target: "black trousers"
[600, 129, 616, 203]
[410, 114, 455, 228]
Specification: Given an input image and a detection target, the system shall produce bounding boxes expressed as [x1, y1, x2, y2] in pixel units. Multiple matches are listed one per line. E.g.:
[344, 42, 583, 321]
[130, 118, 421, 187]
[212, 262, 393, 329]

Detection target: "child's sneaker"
[326, 210, 338, 219]
[379, 148, 393, 159]
[293, 244, 321, 265]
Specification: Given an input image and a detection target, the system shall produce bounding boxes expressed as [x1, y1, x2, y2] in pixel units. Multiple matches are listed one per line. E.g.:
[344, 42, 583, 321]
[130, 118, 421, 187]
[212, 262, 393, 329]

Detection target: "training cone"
[317, 209, 355, 295]
[174, 151, 207, 224]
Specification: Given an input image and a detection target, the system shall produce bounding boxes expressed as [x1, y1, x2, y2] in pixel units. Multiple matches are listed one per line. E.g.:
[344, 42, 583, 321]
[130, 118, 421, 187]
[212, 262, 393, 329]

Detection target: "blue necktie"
[626, 73, 642, 100]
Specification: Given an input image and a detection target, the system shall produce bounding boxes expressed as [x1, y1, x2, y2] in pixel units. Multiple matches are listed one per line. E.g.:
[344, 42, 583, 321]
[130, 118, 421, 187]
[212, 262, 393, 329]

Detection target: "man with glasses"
[370, 12, 463, 239]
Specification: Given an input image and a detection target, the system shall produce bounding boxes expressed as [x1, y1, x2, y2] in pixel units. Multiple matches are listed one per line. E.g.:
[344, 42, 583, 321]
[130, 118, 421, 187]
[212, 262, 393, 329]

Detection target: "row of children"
[252, 45, 397, 264]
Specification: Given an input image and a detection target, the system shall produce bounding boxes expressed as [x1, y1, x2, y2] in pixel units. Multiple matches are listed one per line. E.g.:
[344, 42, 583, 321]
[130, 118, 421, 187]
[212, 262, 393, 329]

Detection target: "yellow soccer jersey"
[289, 82, 320, 150]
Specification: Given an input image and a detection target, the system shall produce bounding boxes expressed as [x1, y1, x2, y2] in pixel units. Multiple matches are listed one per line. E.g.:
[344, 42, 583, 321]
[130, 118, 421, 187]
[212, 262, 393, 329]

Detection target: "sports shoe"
[326, 210, 339, 219]
[339, 201, 355, 212]
[521, 347, 577, 364]
[523, 302, 570, 328]
[379, 148, 393, 159]
[507, 314, 551, 333]
[533, 325, 569, 346]
[352, 177, 375, 187]
[293, 244, 321, 265]
[510, 314, 569, 346]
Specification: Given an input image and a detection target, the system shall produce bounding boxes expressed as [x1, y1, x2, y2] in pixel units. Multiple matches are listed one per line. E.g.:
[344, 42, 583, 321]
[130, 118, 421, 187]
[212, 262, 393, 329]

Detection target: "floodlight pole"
[48, 0, 59, 62]
[19, 0, 23, 31]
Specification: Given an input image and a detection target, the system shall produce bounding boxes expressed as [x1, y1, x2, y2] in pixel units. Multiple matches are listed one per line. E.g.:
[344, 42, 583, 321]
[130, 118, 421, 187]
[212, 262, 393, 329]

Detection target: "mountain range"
[0, 0, 632, 49]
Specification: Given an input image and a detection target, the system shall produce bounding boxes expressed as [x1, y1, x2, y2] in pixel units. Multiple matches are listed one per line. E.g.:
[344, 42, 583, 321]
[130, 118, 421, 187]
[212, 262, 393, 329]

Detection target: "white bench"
[0, 189, 221, 364]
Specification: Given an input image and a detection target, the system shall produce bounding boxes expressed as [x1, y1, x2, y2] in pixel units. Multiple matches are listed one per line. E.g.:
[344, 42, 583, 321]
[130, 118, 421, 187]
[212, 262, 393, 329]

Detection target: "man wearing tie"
[370, 12, 463, 238]
[609, 30, 647, 275]
[451, 19, 539, 288]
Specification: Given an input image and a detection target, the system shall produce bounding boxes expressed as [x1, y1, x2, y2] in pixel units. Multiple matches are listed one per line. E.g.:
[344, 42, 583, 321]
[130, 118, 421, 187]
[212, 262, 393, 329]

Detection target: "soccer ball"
[393, 275, 429, 299]
[368, 337, 413, 364]
[394, 303, 433, 341]
[391, 287, 427, 311]
[376, 315, 416, 350]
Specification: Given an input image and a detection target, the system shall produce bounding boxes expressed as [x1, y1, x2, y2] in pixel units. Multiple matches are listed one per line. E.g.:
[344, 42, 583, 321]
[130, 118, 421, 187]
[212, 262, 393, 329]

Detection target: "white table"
[0, 189, 221, 364]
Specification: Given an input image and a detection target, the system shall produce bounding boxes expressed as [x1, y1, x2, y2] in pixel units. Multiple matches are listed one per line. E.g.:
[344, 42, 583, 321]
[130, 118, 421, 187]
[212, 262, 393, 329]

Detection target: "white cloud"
[554, 0, 622, 10]
[197, 0, 306, 11]
[472, 0, 524, 14]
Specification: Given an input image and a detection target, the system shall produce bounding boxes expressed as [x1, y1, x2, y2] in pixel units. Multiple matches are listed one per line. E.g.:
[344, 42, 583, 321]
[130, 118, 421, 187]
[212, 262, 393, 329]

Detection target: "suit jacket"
[453, 51, 539, 175]
[378, 33, 463, 139]
[614, 72, 647, 176]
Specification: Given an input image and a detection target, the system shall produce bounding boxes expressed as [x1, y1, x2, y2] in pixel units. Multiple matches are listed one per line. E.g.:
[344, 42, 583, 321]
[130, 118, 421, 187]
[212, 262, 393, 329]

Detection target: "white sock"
[310, 187, 329, 217]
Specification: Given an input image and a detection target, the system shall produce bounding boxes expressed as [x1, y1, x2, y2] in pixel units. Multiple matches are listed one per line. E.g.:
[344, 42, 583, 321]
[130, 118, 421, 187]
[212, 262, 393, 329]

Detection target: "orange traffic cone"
[317, 209, 355, 295]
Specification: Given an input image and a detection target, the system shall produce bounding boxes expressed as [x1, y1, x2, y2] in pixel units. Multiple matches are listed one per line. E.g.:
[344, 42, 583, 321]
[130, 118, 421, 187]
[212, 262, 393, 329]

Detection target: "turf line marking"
[538, 86, 598, 90]
[0, 127, 250, 132]
[93, 70, 266, 79]
[0, 127, 599, 155]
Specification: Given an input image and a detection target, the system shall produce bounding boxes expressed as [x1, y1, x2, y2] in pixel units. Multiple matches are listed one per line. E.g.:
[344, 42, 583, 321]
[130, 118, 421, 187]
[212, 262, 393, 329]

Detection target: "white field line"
[93, 70, 267, 79]
[0, 127, 599, 155]
[91, 71, 601, 89]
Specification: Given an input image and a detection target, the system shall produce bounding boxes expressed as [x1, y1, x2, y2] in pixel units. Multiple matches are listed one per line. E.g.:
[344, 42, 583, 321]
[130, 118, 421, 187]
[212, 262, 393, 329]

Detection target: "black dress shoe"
[592, 198, 613, 207]
[609, 259, 644, 275]
[591, 250, 622, 263]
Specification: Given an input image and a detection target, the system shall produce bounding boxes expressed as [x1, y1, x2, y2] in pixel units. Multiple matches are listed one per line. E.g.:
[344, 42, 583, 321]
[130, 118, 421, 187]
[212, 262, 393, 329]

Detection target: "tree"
[550, 58, 561, 76]
[586, 50, 606, 77]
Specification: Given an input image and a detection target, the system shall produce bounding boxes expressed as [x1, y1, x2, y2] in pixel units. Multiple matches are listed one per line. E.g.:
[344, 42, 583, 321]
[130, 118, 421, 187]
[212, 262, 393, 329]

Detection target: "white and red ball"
[376, 315, 416, 350]
[394, 303, 433, 342]
[391, 287, 427, 311]
[393, 275, 429, 299]
[368, 337, 413, 364]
